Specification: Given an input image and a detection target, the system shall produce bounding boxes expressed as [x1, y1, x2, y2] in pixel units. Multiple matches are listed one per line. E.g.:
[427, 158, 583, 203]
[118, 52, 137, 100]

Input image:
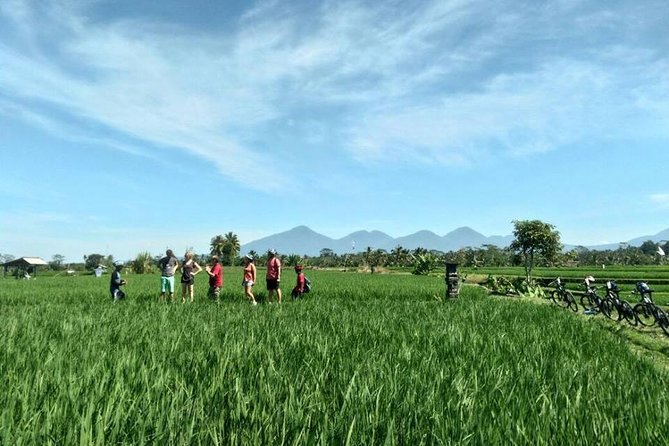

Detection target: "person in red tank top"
[242, 254, 257, 305]
[266, 249, 282, 303]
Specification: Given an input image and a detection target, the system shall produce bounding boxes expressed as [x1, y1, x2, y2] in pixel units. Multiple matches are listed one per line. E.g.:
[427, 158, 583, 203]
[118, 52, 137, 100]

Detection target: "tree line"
[8, 221, 667, 278]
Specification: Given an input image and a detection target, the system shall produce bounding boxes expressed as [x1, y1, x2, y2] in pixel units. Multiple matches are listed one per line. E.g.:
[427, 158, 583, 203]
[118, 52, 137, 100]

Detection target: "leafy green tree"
[132, 251, 154, 274]
[510, 220, 562, 282]
[83, 253, 106, 271]
[49, 254, 66, 271]
[319, 248, 334, 258]
[390, 245, 410, 267]
[639, 240, 658, 256]
[480, 245, 510, 267]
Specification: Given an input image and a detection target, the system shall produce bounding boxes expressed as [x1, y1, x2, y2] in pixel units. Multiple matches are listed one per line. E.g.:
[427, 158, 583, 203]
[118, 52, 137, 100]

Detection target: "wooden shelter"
[1, 257, 48, 278]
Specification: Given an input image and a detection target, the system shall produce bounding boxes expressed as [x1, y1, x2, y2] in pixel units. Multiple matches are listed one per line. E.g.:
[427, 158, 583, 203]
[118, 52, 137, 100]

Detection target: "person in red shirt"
[291, 265, 306, 300]
[205, 256, 223, 302]
[266, 249, 282, 303]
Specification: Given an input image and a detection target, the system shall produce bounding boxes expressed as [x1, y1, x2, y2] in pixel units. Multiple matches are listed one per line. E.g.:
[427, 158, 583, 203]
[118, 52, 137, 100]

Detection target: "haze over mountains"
[240, 226, 669, 257]
[241, 226, 514, 256]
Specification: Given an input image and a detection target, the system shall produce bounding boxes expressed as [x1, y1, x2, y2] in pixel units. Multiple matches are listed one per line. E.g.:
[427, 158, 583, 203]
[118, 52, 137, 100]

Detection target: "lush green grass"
[1, 272, 668, 444]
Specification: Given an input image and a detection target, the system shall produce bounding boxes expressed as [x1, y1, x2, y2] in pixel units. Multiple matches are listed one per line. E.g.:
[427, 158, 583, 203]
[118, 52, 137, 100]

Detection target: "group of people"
[109, 248, 309, 303]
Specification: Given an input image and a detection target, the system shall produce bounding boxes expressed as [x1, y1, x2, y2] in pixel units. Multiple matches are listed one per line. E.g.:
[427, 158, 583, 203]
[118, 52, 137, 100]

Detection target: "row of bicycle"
[549, 277, 669, 336]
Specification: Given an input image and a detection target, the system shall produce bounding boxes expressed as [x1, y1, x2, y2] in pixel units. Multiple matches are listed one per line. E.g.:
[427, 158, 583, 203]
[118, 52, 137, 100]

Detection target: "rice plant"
[0, 272, 667, 444]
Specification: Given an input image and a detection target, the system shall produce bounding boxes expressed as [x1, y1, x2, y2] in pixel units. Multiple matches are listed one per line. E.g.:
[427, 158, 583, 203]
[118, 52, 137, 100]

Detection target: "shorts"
[161, 276, 175, 293]
[208, 286, 220, 299]
[266, 278, 279, 290]
[111, 289, 126, 300]
[242, 280, 254, 288]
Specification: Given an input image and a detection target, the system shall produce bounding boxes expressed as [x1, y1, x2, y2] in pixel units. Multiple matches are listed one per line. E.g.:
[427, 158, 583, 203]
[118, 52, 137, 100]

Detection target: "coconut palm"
[210, 235, 226, 257]
[221, 232, 241, 266]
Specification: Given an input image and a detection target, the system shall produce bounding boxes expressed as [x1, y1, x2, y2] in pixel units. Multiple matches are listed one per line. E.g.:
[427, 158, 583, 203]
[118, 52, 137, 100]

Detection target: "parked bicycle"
[549, 277, 578, 312]
[580, 276, 613, 318]
[603, 280, 637, 326]
[632, 281, 669, 336]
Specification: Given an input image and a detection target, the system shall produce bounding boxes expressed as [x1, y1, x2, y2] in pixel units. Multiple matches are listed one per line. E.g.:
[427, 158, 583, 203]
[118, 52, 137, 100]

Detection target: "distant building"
[1, 257, 48, 278]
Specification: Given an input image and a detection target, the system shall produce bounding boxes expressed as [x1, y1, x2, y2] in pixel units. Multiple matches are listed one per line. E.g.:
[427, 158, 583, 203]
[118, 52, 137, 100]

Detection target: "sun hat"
[244, 254, 254, 261]
[113, 261, 124, 267]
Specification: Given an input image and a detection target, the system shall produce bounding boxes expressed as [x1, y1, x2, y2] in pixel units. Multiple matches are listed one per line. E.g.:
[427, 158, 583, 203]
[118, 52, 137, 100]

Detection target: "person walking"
[158, 249, 179, 302]
[242, 254, 257, 305]
[205, 256, 223, 302]
[266, 249, 282, 303]
[181, 251, 203, 303]
[110, 261, 127, 301]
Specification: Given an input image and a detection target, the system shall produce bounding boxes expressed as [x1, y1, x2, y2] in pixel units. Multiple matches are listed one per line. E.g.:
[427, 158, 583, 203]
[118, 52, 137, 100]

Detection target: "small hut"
[1, 257, 48, 278]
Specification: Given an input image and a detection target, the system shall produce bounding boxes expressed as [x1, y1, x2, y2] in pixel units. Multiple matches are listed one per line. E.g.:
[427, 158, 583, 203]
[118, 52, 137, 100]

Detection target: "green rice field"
[1, 270, 669, 444]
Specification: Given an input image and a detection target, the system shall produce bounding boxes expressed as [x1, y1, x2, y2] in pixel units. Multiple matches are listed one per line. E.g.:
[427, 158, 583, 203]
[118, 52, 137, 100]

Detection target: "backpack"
[303, 276, 312, 293]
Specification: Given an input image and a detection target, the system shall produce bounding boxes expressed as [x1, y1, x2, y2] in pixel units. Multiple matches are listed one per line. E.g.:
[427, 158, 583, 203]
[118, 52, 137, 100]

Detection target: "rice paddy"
[1, 270, 668, 444]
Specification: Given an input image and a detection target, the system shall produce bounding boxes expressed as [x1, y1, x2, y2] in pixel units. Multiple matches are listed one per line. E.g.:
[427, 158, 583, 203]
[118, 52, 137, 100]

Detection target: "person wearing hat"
[109, 261, 127, 301]
[266, 249, 282, 303]
[291, 265, 306, 300]
[242, 254, 257, 305]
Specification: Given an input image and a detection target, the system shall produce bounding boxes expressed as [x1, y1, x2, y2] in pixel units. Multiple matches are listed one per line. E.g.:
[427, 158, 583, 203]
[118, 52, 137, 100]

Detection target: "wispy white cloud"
[1, 0, 668, 177]
[0, 2, 290, 189]
[650, 193, 669, 208]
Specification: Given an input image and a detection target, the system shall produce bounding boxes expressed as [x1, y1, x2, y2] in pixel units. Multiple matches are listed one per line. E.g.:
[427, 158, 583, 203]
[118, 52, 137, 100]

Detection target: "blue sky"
[1, 0, 668, 262]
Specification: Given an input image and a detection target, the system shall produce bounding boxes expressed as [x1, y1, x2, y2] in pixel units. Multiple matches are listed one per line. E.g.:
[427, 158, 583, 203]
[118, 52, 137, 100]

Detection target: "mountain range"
[240, 225, 514, 256]
[240, 226, 669, 257]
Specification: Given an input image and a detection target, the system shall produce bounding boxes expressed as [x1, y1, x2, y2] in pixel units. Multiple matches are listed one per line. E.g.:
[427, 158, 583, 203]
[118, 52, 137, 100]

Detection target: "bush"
[132, 252, 154, 274]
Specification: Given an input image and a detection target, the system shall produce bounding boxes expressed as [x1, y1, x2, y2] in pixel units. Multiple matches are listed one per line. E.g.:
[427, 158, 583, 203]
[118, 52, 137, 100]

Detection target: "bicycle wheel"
[566, 291, 579, 313]
[653, 306, 669, 336]
[581, 294, 595, 311]
[634, 302, 655, 327]
[620, 300, 638, 326]
[550, 290, 563, 306]
[603, 298, 620, 321]
[599, 299, 612, 319]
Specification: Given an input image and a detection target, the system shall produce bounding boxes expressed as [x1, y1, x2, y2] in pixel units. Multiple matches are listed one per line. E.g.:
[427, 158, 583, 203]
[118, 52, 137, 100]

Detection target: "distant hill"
[587, 228, 669, 251]
[241, 225, 514, 256]
[239, 226, 669, 256]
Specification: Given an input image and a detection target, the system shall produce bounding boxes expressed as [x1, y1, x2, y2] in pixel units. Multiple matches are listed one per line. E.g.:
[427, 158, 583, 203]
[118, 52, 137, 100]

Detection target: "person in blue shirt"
[110, 261, 127, 301]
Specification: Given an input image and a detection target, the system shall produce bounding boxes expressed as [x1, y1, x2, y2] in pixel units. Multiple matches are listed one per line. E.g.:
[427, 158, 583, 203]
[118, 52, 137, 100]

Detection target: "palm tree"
[210, 235, 226, 257]
[285, 254, 302, 267]
[224, 232, 240, 254]
[221, 232, 241, 266]
[390, 245, 409, 267]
